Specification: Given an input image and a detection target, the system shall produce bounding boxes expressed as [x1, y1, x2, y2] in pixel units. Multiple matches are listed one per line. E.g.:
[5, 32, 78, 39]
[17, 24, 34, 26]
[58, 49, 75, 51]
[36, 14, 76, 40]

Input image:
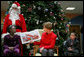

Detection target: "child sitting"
[64, 32, 80, 56]
[3, 25, 22, 56]
[30, 22, 57, 56]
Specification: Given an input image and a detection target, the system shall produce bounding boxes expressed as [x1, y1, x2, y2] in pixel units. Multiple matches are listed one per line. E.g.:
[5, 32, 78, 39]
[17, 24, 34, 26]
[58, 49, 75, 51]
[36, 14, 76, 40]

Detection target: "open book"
[20, 29, 44, 44]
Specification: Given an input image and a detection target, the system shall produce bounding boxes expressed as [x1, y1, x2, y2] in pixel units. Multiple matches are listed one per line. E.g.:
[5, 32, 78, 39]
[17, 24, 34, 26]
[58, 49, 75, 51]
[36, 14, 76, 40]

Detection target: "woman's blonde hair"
[43, 22, 52, 30]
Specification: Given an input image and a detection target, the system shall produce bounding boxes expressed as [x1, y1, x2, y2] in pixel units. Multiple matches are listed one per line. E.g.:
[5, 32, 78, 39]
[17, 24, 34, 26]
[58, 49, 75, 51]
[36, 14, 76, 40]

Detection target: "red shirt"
[34, 31, 57, 49]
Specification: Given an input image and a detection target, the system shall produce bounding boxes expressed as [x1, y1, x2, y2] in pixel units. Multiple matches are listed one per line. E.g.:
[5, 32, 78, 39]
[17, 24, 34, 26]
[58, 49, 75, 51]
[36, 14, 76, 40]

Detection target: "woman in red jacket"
[30, 22, 57, 56]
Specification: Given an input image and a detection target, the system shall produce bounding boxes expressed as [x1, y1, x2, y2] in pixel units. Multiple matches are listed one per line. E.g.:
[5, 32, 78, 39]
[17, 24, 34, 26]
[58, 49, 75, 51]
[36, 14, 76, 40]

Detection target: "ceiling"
[1, 1, 83, 15]
[59, 1, 83, 15]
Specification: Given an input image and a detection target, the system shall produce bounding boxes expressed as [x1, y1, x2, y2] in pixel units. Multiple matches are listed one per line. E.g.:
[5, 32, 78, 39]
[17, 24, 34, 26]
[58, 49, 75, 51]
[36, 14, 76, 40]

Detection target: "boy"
[64, 32, 80, 56]
[30, 22, 57, 56]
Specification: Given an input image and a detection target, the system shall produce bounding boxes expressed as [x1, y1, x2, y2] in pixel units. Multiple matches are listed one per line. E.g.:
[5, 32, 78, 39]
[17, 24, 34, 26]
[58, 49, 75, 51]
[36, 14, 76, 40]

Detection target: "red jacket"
[2, 14, 27, 33]
[34, 31, 57, 49]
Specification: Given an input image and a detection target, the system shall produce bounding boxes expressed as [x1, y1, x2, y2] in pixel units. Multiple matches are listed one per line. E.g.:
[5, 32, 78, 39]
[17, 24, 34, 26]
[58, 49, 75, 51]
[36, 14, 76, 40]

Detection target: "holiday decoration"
[28, 7, 32, 12]
[54, 1, 57, 4]
[23, 4, 25, 7]
[38, 6, 41, 10]
[44, 8, 48, 12]
[50, 12, 54, 16]
[61, 18, 63, 20]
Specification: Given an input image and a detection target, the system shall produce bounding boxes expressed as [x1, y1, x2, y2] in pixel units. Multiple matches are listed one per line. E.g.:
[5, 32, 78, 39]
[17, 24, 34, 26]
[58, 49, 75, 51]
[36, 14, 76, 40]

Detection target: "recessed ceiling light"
[66, 7, 75, 10]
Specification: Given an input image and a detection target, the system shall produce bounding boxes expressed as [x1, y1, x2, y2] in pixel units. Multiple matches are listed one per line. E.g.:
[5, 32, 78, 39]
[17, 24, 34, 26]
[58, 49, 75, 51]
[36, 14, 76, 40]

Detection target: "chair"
[33, 45, 59, 56]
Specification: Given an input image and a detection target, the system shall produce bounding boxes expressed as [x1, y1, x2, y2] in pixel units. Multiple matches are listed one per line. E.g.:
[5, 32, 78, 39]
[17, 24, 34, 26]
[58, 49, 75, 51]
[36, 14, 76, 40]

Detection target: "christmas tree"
[7, 1, 69, 56]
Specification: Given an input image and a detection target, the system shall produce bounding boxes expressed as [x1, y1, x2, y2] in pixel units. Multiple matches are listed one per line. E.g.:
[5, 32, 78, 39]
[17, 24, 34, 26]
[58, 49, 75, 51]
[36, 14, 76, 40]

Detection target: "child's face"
[10, 28, 16, 33]
[70, 34, 76, 40]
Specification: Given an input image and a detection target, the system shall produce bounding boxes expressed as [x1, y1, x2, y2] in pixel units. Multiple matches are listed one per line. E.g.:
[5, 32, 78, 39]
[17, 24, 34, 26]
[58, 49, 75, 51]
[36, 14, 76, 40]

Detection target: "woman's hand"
[30, 40, 34, 43]
[40, 47, 44, 53]
[26, 40, 34, 46]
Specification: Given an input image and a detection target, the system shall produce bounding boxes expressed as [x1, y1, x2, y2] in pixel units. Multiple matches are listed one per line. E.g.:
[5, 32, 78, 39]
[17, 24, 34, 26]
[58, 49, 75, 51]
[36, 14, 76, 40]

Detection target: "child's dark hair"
[43, 22, 52, 30]
[7, 25, 16, 33]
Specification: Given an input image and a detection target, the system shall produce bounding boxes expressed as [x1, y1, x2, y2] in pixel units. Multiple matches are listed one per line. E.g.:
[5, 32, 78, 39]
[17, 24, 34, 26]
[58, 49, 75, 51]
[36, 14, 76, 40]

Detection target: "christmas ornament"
[23, 4, 25, 7]
[54, 1, 57, 4]
[50, 12, 54, 16]
[29, 17, 31, 20]
[40, 21, 42, 23]
[61, 18, 63, 20]
[33, 12, 36, 14]
[61, 14, 65, 16]
[33, 5, 36, 9]
[55, 14, 57, 16]
[44, 8, 48, 12]
[45, 15, 47, 17]
[28, 7, 32, 12]
[38, 6, 41, 10]
[54, 21, 57, 26]
[59, 27, 61, 29]
[59, 14, 61, 17]
[22, 14, 24, 15]
[61, 9, 64, 12]
[66, 24, 70, 27]
[66, 30, 68, 33]
[25, 18, 27, 21]
[36, 20, 39, 25]
[54, 17, 56, 19]
[56, 37, 59, 40]
[50, 5, 54, 8]
[69, 22, 71, 24]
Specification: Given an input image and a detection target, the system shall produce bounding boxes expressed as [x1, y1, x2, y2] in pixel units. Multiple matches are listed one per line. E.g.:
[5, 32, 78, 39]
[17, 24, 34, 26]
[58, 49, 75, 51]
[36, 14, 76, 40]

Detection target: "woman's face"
[43, 26, 48, 32]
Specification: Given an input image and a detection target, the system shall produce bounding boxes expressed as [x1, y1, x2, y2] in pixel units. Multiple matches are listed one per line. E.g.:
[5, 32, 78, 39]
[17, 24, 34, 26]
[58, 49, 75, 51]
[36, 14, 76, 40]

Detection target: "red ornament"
[66, 30, 68, 33]
[66, 24, 70, 27]
[61, 18, 63, 20]
[50, 12, 54, 16]
[29, 17, 31, 20]
[28, 7, 32, 12]
[23, 4, 25, 6]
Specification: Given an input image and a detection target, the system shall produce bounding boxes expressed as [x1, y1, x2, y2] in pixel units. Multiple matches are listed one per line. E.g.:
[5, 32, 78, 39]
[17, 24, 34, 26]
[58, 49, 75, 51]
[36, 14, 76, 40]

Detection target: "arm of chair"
[33, 45, 39, 56]
[54, 46, 59, 56]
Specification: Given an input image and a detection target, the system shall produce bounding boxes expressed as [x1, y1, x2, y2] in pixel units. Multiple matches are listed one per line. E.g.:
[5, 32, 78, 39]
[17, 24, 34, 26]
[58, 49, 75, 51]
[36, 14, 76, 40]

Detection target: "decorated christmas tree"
[7, 1, 69, 56]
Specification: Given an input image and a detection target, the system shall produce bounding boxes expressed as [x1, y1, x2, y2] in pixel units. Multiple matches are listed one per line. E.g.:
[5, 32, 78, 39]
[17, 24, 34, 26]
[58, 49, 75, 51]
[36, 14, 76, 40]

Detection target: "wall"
[65, 13, 80, 19]
[1, 11, 6, 24]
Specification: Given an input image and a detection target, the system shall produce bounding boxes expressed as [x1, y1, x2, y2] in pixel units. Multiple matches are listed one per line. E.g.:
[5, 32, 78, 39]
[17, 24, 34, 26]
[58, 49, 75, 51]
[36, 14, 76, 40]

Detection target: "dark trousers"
[3, 48, 20, 56]
[64, 50, 79, 56]
[39, 48, 54, 56]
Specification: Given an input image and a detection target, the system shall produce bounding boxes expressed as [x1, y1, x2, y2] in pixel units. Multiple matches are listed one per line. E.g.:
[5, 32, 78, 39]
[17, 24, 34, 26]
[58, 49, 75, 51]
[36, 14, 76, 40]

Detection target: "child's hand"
[68, 47, 73, 51]
[40, 47, 44, 53]
[9, 47, 14, 50]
